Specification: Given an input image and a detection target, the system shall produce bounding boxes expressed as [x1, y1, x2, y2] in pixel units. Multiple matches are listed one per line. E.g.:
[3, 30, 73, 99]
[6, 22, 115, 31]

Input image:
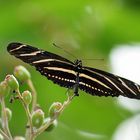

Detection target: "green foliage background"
[0, 0, 140, 140]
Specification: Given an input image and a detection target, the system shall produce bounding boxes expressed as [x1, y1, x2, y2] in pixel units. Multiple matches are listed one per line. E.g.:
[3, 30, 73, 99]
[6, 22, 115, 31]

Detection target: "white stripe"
[33, 59, 73, 65]
[79, 73, 112, 90]
[9, 45, 26, 52]
[44, 67, 76, 75]
[19, 51, 41, 56]
[118, 78, 137, 95]
[135, 83, 140, 92]
[83, 68, 124, 93]
[104, 76, 124, 93]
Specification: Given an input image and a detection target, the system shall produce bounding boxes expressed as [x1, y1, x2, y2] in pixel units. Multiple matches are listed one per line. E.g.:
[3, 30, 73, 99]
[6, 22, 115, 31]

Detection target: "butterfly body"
[7, 43, 140, 99]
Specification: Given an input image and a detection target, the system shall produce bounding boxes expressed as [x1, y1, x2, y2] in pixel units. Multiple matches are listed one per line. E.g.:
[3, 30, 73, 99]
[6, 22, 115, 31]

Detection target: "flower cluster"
[0, 65, 74, 140]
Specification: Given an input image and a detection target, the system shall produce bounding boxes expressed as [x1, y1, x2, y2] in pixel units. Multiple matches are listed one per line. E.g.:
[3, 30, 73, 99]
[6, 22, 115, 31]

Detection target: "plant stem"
[0, 128, 11, 140]
[32, 93, 75, 139]
[27, 79, 37, 112]
[0, 97, 13, 140]
[25, 105, 34, 140]
[16, 89, 34, 140]
[32, 118, 54, 139]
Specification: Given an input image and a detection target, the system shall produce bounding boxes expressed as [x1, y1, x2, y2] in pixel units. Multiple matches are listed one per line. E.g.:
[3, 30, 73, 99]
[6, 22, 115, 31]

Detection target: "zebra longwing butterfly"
[7, 42, 140, 99]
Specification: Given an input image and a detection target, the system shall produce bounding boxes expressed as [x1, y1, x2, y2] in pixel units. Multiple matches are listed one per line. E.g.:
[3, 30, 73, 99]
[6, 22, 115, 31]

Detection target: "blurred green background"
[0, 0, 140, 140]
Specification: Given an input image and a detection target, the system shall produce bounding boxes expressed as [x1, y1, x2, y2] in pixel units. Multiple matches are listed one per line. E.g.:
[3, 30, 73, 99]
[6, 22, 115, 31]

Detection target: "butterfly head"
[74, 59, 82, 69]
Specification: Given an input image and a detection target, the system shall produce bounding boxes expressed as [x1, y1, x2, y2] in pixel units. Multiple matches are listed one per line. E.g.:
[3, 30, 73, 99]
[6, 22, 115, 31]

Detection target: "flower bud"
[0, 81, 10, 97]
[5, 75, 19, 91]
[14, 65, 31, 82]
[48, 102, 62, 118]
[32, 109, 44, 129]
[5, 108, 12, 121]
[45, 118, 57, 132]
[22, 90, 32, 105]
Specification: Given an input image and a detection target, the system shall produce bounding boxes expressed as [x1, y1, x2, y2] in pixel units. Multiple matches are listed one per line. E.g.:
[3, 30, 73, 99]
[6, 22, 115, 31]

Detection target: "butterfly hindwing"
[80, 66, 140, 99]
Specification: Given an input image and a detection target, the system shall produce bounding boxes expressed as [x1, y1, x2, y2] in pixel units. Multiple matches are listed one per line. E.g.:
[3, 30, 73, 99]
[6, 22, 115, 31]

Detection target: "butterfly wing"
[79, 66, 140, 99]
[7, 42, 76, 88]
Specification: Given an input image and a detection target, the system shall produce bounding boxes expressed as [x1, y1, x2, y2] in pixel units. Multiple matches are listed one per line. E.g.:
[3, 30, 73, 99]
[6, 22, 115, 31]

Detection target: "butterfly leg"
[65, 88, 70, 95]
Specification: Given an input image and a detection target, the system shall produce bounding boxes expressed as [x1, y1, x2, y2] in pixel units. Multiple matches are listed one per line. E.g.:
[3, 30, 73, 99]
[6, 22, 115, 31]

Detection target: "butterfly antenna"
[81, 58, 104, 61]
[52, 43, 77, 59]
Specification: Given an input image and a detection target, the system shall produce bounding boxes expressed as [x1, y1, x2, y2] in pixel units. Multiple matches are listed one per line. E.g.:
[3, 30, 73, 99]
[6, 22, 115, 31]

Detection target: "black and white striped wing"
[79, 67, 140, 99]
[7, 43, 76, 88]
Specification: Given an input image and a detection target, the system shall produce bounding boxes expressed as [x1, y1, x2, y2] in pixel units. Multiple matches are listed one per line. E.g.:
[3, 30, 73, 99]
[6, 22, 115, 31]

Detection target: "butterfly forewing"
[7, 43, 74, 65]
[7, 43, 76, 88]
